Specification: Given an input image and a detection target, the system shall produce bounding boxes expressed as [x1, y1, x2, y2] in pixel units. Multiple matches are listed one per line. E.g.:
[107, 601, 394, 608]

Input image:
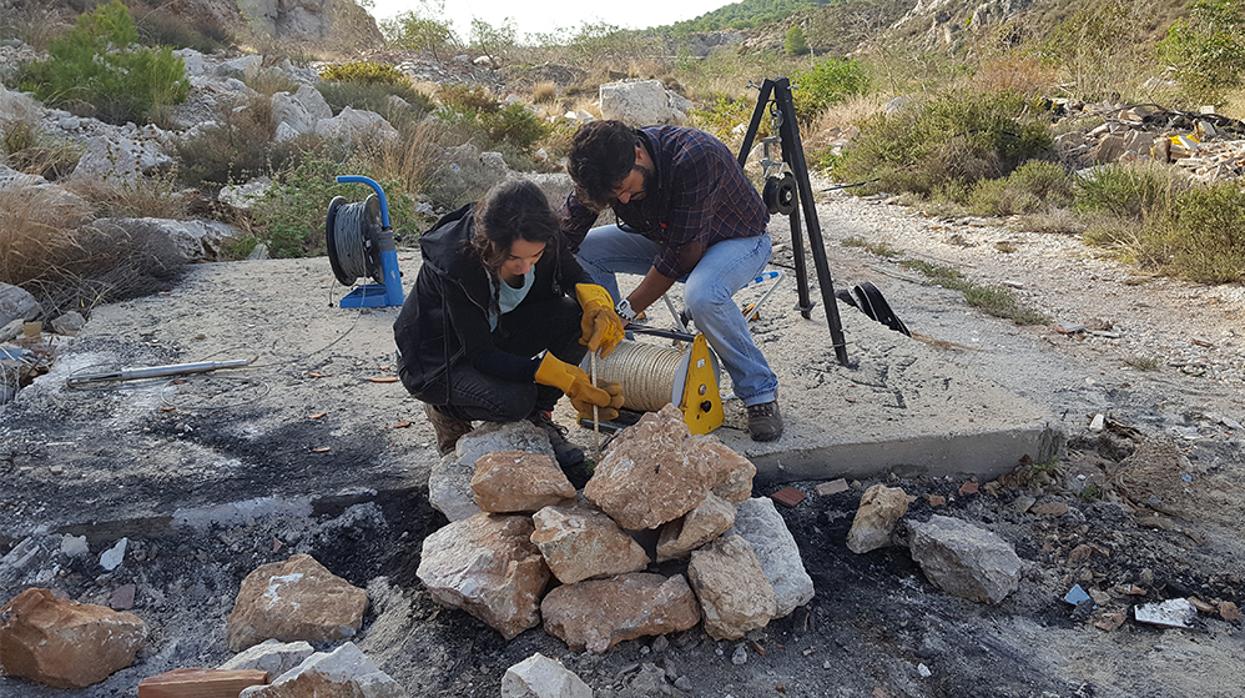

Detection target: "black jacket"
[393, 203, 590, 396]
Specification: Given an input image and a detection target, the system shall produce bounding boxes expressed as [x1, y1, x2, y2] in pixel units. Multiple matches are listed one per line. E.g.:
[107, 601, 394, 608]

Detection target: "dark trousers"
[419, 295, 586, 422]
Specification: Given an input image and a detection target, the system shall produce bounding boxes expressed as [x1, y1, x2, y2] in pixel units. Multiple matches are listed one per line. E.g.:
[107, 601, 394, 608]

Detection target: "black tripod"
[738, 77, 850, 366]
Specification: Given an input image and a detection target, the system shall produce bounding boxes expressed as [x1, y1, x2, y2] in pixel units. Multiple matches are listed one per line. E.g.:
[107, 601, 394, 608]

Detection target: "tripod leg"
[736, 80, 774, 167]
[787, 194, 813, 319]
[774, 79, 849, 366]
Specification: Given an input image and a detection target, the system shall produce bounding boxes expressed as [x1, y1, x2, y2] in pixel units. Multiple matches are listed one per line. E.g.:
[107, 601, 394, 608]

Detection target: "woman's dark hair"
[471, 178, 560, 270]
[567, 120, 638, 207]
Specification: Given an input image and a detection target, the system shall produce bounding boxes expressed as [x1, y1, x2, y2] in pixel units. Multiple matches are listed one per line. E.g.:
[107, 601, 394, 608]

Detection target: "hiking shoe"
[746, 401, 784, 442]
[424, 404, 473, 455]
[529, 410, 586, 470]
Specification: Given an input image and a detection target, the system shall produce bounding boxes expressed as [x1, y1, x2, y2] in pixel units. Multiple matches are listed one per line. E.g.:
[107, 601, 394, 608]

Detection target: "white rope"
[590, 341, 684, 412]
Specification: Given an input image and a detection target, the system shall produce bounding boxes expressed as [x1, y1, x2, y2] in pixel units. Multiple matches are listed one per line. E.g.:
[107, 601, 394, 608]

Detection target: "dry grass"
[0, 4, 71, 51]
[0, 184, 185, 317]
[532, 81, 558, 104]
[1221, 88, 1245, 120]
[968, 54, 1059, 98]
[363, 118, 449, 207]
[1, 118, 83, 181]
[65, 173, 189, 220]
[245, 68, 301, 98]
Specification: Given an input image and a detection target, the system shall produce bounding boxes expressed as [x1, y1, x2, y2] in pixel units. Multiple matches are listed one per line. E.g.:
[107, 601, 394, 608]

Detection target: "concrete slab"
[0, 252, 1059, 539]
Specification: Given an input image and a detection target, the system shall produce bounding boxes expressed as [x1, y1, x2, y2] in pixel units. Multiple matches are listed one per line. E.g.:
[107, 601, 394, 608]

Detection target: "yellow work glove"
[575, 283, 625, 358]
[572, 381, 624, 422]
[534, 353, 613, 408]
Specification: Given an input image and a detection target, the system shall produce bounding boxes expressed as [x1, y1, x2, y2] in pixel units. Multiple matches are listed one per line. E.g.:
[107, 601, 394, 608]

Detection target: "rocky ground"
[2, 185, 1243, 696]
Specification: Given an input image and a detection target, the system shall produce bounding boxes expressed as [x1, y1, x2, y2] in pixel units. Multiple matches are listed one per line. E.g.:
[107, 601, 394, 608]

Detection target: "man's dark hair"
[567, 120, 638, 207]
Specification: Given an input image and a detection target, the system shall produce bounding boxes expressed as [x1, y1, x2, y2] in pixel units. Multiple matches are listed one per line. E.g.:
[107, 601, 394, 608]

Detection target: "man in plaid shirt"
[559, 121, 783, 441]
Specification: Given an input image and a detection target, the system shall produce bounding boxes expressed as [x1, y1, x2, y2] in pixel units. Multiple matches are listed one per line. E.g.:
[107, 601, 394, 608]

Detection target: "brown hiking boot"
[424, 404, 473, 455]
[746, 401, 784, 442]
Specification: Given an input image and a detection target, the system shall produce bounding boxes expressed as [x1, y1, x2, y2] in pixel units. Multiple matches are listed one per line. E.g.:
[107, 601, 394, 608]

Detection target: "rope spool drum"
[325, 194, 382, 286]
[583, 339, 724, 433]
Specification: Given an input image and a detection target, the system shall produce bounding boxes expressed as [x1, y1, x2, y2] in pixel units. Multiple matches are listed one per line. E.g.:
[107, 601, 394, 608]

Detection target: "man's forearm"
[627, 266, 678, 316]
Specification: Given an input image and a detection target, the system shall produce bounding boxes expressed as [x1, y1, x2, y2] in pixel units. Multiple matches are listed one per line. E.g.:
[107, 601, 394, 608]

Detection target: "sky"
[367, 0, 738, 42]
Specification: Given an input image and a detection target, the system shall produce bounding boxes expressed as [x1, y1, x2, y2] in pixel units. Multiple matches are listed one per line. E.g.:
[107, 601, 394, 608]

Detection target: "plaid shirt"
[559, 125, 770, 279]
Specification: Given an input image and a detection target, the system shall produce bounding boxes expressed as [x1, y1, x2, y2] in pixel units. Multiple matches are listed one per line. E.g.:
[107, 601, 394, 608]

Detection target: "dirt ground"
[2, 189, 1244, 697]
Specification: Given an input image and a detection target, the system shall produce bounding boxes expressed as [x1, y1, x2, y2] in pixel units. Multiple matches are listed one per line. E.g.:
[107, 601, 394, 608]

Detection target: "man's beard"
[633, 163, 655, 200]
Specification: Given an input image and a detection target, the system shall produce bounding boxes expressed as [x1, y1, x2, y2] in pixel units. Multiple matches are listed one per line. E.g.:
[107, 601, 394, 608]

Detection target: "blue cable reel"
[324, 175, 405, 308]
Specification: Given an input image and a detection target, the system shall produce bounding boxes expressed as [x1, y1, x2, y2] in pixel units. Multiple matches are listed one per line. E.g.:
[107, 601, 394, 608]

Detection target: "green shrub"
[438, 84, 500, 113]
[835, 90, 1052, 196]
[1159, 0, 1245, 106]
[792, 57, 871, 120]
[320, 60, 409, 86]
[433, 86, 547, 156]
[17, 0, 189, 125]
[968, 160, 1073, 216]
[381, 3, 457, 59]
[784, 25, 810, 56]
[690, 95, 759, 146]
[317, 80, 435, 123]
[482, 104, 549, 152]
[251, 151, 417, 258]
[176, 95, 279, 187]
[1074, 162, 1186, 220]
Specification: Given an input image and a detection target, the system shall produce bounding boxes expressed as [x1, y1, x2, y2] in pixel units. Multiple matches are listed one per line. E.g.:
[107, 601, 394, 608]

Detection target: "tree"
[785, 25, 810, 56]
[469, 17, 518, 67]
[380, 0, 458, 59]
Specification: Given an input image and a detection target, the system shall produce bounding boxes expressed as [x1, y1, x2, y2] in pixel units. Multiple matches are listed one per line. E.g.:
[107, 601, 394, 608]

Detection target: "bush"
[317, 80, 435, 128]
[134, 6, 230, 52]
[176, 94, 280, 187]
[1146, 182, 1245, 283]
[531, 81, 558, 104]
[251, 151, 417, 258]
[834, 90, 1052, 196]
[381, 3, 457, 59]
[1158, 0, 1245, 106]
[1, 118, 82, 180]
[433, 86, 548, 156]
[785, 25, 810, 56]
[967, 160, 1074, 216]
[320, 60, 409, 87]
[438, 84, 500, 113]
[17, 0, 189, 125]
[690, 95, 761, 147]
[482, 104, 549, 152]
[1073, 162, 1186, 221]
[792, 57, 871, 120]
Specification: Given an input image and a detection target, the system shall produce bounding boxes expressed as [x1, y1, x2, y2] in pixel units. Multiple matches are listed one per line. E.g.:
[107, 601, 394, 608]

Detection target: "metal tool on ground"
[324, 175, 405, 309]
[738, 77, 850, 366]
[66, 358, 254, 388]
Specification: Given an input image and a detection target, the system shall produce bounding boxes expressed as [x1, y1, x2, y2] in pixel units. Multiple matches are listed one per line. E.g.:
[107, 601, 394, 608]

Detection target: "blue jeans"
[577, 225, 779, 407]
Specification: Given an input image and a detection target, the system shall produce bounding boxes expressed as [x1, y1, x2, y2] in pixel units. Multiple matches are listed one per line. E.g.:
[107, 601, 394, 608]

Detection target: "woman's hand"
[575, 284, 625, 357]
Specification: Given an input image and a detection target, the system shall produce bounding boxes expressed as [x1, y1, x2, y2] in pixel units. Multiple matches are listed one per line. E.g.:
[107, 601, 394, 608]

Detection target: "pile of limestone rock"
[417, 404, 816, 650]
[1052, 101, 1245, 182]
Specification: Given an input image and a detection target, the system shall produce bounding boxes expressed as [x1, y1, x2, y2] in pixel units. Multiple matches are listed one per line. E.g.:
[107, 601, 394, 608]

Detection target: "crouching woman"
[393, 179, 624, 468]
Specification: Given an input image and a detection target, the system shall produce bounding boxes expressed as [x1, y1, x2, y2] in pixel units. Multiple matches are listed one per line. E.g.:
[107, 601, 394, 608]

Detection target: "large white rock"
[686, 535, 776, 640]
[847, 484, 909, 554]
[71, 132, 174, 184]
[0, 165, 92, 215]
[90, 217, 243, 262]
[218, 177, 273, 212]
[730, 497, 814, 618]
[219, 639, 315, 677]
[239, 642, 405, 697]
[315, 107, 399, 144]
[502, 653, 592, 698]
[216, 55, 263, 82]
[428, 421, 556, 522]
[908, 515, 1022, 604]
[599, 79, 688, 125]
[0, 84, 42, 123]
[272, 85, 332, 140]
[0, 282, 42, 327]
[531, 501, 649, 584]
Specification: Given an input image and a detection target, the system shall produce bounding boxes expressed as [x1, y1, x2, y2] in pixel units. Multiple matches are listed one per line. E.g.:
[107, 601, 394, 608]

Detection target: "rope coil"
[326, 195, 380, 285]
[587, 341, 686, 413]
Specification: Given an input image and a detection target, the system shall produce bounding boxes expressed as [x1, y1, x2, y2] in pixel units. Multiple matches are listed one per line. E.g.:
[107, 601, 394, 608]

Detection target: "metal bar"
[773, 78, 849, 366]
[747, 270, 785, 321]
[590, 352, 601, 458]
[627, 324, 696, 343]
[66, 358, 254, 388]
[737, 79, 775, 168]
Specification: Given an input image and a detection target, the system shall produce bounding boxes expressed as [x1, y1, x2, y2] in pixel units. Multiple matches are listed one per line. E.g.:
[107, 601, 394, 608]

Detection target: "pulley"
[762, 173, 797, 215]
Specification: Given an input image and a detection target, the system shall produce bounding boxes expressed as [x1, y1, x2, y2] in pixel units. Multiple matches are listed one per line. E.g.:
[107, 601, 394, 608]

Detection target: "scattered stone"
[0, 282, 40, 327]
[220, 639, 315, 677]
[1188, 596, 1216, 614]
[271, 85, 331, 139]
[1063, 584, 1091, 607]
[1089, 413, 1106, 432]
[657, 491, 736, 561]
[91, 217, 243, 262]
[502, 652, 592, 698]
[731, 644, 747, 665]
[651, 635, 669, 653]
[1010, 496, 1036, 514]
[1030, 500, 1070, 517]
[226, 553, 368, 651]
[428, 453, 480, 522]
[138, 668, 267, 697]
[100, 537, 128, 571]
[0, 588, 148, 688]
[1093, 610, 1127, 632]
[531, 500, 649, 584]
[59, 535, 88, 558]
[50, 311, 85, 336]
[471, 451, 575, 513]
[315, 107, 399, 144]
[674, 675, 693, 691]
[542, 573, 700, 653]
[926, 494, 946, 507]
[218, 177, 273, 212]
[815, 479, 849, 497]
[958, 481, 979, 496]
[599, 79, 689, 125]
[908, 515, 1022, 604]
[1067, 543, 1094, 564]
[416, 513, 549, 639]
[729, 497, 814, 618]
[109, 583, 136, 611]
[585, 405, 711, 530]
[686, 435, 756, 503]
[239, 642, 404, 697]
[1219, 601, 1241, 622]
[1134, 599, 1197, 629]
[846, 484, 909, 554]
[687, 535, 777, 640]
[769, 486, 806, 508]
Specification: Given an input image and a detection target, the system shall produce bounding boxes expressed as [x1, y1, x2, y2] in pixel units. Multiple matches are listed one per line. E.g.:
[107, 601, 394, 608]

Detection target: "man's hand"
[575, 284, 625, 357]
[623, 266, 678, 318]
